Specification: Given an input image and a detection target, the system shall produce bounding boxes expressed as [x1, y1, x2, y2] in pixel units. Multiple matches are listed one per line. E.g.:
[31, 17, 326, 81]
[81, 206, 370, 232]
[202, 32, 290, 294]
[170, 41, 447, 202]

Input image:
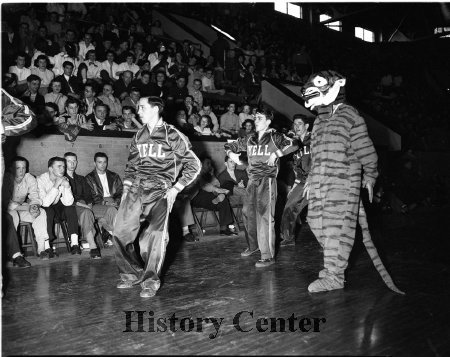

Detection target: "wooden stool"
[18, 222, 38, 257]
[54, 220, 71, 253]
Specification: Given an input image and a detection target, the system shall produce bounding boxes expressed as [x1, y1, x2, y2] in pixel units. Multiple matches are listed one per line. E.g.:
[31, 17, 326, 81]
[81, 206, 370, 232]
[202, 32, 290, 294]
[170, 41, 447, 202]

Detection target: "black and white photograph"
[1, 1, 450, 355]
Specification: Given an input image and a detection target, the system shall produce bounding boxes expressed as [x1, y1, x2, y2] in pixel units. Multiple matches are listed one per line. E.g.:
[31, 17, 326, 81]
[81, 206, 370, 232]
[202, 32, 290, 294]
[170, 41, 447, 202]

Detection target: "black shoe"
[71, 245, 81, 255]
[101, 229, 112, 244]
[13, 256, 31, 268]
[45, 248, 55, 259]
[255, 258, 275, 268]
[280, 239, 295, 247]
[90, 248, 102, 259]
[39, 251, 49, 260]
[183, 232, 196, 242]
[220, 228, 238, 236]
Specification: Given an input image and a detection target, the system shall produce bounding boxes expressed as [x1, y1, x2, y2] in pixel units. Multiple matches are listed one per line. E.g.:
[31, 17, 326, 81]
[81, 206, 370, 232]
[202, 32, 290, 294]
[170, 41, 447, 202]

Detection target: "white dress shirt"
[100, 60, 120, 80]
[9, 66, 31, 82]
[117, 62, 140, 76]
[37, 172, 74, 207]
[78, 41, 96, 61]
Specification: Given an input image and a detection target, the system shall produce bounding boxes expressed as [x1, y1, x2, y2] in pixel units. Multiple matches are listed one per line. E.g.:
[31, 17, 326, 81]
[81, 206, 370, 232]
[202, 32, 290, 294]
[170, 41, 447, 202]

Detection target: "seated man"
[43, 102, 60, 126]
[116, 52, 140, 78]
[99, 50, 120, 82]
[87, 102, 119, 133]
[58, 97, 94, 142]
[2, 156, 49, 262]
[201, 69, 225, 96]
[54, 61, 81, 99]
[121, 87, 140, 112]
[172, 196, 197, 242]
[64, 152, 102, 259]
[113, 70, 133, 102]
[85, 152, 121, 244]
[78, 33, 95, 62]
[97, 83, 122, 119]
[131, 70, 153, 97]
[116, 106, 142, 131]
[80, 82, 100, 117]
[8, 52, 31, 95]
[188, 78, 203, 110]
[166, 75, 188, 106]
[217, 155, 249, 206]
[2, 212, 32, 267]
[182, 155, 237, 236]
[37, 156, 81, 256]
[79, 50, 102, 82]
[20, 74, 45, 115]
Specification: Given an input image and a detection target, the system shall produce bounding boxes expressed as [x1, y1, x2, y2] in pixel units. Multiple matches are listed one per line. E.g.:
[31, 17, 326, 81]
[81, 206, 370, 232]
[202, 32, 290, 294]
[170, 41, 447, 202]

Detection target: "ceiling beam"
[320, 5, 380, 25]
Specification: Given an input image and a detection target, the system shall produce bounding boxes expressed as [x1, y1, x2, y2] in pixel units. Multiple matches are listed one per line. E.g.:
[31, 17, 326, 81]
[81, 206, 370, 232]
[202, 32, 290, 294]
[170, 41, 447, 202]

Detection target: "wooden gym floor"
[2, 206, 450, 356]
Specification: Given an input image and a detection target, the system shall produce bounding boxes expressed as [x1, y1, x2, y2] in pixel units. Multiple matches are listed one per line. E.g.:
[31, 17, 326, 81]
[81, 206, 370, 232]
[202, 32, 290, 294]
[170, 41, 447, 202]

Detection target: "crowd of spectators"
[164, 3, 449, 153]
[8, 2, 447, 149]
[2, 3, 285, 143]
[2, 148, 251, 267]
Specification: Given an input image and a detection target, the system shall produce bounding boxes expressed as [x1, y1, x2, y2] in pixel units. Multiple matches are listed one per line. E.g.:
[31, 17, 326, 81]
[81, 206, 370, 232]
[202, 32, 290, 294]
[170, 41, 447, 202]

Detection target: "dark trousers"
[113, 182, 169, 290]
[244, 177, 277, 259]
[2, 212, 22, 260]
[44, 201, 78, 242]
[191, 190, 233, 227]
[280, 183, 308, 242]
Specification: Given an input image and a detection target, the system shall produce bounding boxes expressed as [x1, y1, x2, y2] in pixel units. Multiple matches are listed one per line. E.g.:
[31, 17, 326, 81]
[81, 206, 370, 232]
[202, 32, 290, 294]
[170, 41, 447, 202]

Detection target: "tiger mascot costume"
[300, 70, 404, 294]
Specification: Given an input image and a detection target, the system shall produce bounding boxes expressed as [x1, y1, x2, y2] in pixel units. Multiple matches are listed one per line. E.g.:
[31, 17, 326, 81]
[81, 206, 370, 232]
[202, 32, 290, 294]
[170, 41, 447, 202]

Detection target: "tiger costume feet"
[308, 277, 344, 293]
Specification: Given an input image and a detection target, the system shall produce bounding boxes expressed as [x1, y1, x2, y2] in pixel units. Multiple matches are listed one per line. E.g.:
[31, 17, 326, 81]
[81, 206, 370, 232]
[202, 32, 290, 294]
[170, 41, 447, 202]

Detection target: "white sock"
[182, 226, 189, 236]
[44, 239, 50, 250]
[228, 224, 235, 229]
[12, 252, 22, 260]
[71, 234, 79, 246]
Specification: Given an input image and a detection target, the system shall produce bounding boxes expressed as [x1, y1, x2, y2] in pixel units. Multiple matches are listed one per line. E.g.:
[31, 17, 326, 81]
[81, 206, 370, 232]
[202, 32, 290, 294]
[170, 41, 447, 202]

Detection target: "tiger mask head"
[300, 70, 346, 110]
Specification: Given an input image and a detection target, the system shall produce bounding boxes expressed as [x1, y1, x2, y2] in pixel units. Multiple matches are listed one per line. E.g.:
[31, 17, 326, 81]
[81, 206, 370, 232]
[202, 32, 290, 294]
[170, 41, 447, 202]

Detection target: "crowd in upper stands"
[4, 2, 448, 151]
[192, 2, 450, 152]
[3, 3, 288, 143]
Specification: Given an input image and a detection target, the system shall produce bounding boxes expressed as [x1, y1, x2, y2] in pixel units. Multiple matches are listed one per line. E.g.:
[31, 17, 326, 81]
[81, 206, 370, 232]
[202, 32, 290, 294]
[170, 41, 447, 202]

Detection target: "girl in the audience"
[30, 55, 55, 95]
[44, 78, 67, 115]
[194, 115, 214, 136]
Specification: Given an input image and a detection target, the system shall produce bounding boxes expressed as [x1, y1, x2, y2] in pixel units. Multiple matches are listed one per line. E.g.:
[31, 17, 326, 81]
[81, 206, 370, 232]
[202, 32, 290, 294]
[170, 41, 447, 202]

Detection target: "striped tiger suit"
[307, 103, 403, 294]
